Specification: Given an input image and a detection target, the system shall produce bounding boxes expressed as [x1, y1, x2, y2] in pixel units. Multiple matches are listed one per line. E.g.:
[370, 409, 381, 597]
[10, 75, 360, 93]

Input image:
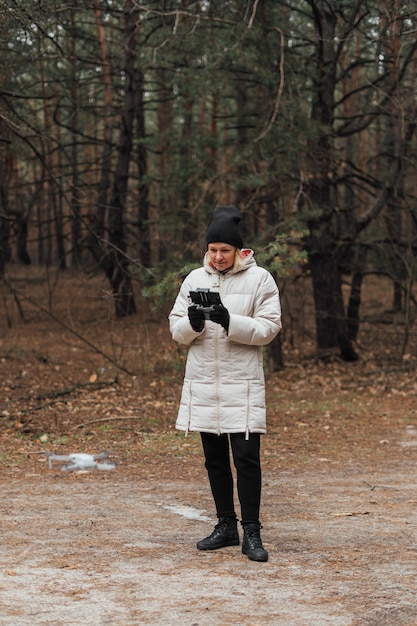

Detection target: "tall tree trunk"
[16, 213, 31, 265]
[155, 67, 173, 261]
[0, 184, 11, 278]
[0, 140, 13, 274]
[308, 241, 358, 360]
[87, 0, 138, 316]
[235, 71, 255, 239]
[306, 0, 358, 361]
[92, 0, 114, 245]
[136, 71, 150, 267]
[69, 6, 82, 268]
[106, 0, 139, 317]
[53, 75, 66, 269]
[381, 0, 403, 312]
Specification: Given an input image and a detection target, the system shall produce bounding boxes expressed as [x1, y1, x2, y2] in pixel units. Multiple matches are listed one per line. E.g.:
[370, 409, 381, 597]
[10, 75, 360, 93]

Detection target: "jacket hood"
[203, 248, 256, 275]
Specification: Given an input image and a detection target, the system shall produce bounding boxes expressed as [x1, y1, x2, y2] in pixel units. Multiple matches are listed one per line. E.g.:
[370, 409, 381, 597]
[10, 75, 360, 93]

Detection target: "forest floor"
[1, 267, 417, 626]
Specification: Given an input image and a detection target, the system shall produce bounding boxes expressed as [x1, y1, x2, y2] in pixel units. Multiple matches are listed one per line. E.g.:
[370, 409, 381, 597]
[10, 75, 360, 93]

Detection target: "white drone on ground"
[45, 450, 117, 472]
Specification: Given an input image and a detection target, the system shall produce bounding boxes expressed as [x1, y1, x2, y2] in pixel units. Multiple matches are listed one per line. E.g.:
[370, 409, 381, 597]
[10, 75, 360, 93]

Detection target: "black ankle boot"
[197, 517, 239, 551]
[242, 522, 268, 562]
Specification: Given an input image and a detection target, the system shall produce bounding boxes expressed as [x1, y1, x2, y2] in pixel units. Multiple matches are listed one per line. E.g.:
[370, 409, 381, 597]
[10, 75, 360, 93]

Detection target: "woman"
[169, 205, 282, 562]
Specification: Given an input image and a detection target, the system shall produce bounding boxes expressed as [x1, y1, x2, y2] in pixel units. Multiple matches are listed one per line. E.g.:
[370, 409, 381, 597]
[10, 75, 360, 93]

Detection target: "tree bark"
[69, 6, 82, 268]
[346, 245, 368, 341]
[92, 0, 114, 245]
[0, 190, 11, 278]
[305, 0, 358, 360]
[106, 0, 139, 317]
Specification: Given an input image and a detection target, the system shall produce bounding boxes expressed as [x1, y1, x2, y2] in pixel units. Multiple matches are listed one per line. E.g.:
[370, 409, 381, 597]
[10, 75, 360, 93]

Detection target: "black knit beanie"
[205, 205, 244, 249]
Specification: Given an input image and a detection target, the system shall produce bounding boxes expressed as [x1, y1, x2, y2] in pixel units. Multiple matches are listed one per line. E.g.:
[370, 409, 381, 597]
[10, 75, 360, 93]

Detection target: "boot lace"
[245, 524, 263, 548]
[210, 518, 235, 537]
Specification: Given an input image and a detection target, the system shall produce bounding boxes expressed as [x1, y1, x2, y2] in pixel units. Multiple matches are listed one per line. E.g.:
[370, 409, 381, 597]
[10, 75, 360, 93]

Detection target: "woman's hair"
[233, 249, 245, 271]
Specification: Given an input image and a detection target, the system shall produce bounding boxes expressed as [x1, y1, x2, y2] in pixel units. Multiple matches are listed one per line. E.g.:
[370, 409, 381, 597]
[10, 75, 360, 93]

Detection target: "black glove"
[209, 304, 230, 332]
[188, 305, 205, 332]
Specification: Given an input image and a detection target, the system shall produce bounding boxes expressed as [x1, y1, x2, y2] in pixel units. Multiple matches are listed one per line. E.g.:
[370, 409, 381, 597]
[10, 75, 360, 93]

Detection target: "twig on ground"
[32, 380, 118, 402]
[69, 414, 145, 430]
[2, 380, 118, 418]
[3, 279, 136, 376]
[363, 481, 400, 491]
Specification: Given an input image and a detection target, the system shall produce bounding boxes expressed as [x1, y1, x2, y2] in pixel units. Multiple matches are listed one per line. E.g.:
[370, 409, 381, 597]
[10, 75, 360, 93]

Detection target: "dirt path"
[2, 449, 417, 626]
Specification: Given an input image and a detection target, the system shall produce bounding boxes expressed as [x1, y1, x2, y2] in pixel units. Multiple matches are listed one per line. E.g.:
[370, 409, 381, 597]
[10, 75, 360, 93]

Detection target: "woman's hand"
[209, 304, 230, 332]
[188, 305, 205, 332]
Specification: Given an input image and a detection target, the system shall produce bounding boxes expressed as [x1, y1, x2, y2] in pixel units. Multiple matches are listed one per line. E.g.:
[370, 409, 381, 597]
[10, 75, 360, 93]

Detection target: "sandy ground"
[2, 443, 417, 626]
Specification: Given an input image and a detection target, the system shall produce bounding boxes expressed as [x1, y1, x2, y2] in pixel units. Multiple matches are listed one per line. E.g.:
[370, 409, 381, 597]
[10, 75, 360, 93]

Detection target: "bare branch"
[254, 27, 285, 142]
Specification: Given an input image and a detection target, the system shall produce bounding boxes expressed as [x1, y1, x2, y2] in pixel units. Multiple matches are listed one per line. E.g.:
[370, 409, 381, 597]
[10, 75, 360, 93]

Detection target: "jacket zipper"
[215, 325, 221, 434]
[214, 276, 222, 435]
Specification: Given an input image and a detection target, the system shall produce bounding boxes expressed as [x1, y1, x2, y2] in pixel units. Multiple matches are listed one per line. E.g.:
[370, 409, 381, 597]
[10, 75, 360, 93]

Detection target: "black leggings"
[200, 432, 262, 524]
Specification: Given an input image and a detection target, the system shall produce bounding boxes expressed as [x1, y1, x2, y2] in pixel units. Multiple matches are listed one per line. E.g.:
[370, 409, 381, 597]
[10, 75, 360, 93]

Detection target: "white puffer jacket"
[169, 249, 282, 436]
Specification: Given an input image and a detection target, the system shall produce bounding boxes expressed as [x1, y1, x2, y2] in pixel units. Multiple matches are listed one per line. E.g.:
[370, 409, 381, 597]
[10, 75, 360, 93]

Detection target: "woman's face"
[207, 243, 237, 272]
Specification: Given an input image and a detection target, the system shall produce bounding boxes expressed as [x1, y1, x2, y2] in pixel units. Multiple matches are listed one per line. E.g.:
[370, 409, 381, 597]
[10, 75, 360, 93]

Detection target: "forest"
[2, 4, 417, 622]
[1, 0, 417, 363]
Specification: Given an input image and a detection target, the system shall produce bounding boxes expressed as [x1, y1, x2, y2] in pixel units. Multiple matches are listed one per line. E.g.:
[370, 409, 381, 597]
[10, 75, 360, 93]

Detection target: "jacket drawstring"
[245, 381, 250, 440]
